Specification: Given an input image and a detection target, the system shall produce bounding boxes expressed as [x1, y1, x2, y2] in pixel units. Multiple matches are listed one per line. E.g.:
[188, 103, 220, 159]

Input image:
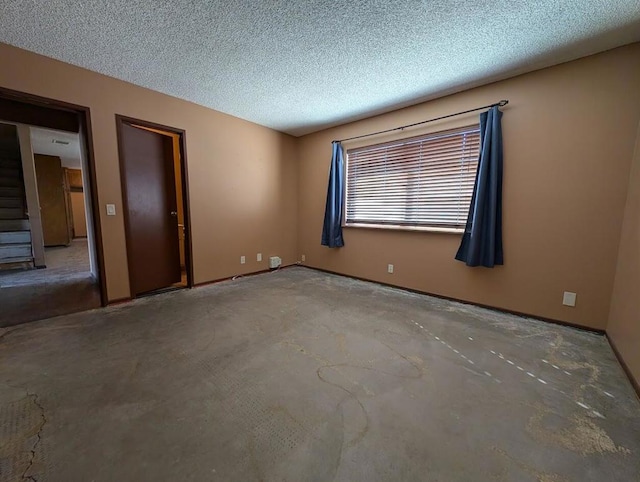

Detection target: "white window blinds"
[345, 126, 480, 229]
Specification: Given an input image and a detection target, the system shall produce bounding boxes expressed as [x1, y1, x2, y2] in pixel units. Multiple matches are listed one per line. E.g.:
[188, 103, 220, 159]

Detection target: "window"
[345, 126, 480, 231]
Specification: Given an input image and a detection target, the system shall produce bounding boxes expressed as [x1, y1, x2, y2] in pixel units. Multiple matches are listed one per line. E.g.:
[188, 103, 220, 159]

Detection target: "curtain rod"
[334, 99, 508, 144]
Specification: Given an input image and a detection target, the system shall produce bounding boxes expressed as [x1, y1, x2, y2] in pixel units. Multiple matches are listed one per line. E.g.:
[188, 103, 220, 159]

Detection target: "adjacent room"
[0, 1, 639, 481]
[0, 124, 101, 326]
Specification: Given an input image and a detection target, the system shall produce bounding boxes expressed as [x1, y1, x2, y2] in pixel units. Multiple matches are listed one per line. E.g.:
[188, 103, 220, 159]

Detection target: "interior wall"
[0, 42, 298, 301]
[607, 121, 640, 387]
[297, 43, 640, 330]
[78, 123, 98, 278]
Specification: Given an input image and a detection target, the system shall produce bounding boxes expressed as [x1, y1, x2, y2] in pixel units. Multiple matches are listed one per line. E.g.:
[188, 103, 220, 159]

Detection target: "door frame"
[115, 115, 194, 297]
[0, 86, 107, 306]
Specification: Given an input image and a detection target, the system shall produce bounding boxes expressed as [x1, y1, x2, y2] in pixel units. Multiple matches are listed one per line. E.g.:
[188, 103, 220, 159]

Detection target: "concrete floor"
[0, 239, 101, 327]
[0, 267, 638, 481]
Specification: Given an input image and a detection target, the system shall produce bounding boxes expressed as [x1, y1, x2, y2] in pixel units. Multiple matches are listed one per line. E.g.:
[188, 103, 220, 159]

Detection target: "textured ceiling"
[1, 1, 639, 136]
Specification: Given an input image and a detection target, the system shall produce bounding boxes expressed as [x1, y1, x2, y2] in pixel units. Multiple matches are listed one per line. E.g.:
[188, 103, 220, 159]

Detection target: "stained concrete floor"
[0, 239, 101, 327]
[0, 267, 638, 481]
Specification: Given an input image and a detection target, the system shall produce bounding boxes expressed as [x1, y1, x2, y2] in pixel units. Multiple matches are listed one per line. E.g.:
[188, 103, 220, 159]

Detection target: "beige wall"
[297, 43, 640, 330]
[608, 121, 640, 386]
[2, 40, 639, 336]
[0, 42, 298, 301]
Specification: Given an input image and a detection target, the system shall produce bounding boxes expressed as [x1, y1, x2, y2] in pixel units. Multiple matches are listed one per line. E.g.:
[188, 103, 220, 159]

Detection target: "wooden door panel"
[34, 154, 69, 246]
[70, 191, 87, 237]
[120, 123, 180, 295]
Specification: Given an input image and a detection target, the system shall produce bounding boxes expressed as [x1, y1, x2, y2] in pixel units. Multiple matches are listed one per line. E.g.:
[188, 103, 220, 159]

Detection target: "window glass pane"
[345, 126, 480, 228]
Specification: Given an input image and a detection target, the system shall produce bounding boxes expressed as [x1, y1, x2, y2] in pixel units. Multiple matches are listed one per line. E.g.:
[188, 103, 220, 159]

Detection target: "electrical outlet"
[562, 291, 577, 307]
[106, 204, 116, 216]
[301, 254, 306, 262]
[388, 264, 394, 274]
[257, 253, 262, 262]
[240, 256, 246, 265]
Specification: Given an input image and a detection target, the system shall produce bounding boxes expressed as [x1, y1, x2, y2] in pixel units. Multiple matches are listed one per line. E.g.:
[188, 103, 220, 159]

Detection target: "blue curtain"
[321, 141, 345, 248]
[455, 106, 504, 267]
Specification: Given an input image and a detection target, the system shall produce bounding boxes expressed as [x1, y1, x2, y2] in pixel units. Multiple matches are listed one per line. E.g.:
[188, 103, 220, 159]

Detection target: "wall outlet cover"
[301, 254, 306, 262]
[257, 253, 262, 262]
[562, 291, 577, 307]
[240, 256, 246, 264]
[106, 204, 116, 216]
[388, 264, 394, 274]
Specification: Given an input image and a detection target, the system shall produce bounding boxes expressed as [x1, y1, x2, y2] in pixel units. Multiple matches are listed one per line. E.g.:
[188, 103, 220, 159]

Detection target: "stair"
[0, 149, 20, 159]
[0, 126, 33, 269]
[0, 231, 30, 244]
[0, 207, 24, 219]
[0, 167, 21, 178]
[0, 159, 21, 169]
[0, 186, 22, 197]
[0, 177, 21, 188]
[0, 198, 23, 208]
[0, 219, 30, 231]
[0, 243, 32, 259]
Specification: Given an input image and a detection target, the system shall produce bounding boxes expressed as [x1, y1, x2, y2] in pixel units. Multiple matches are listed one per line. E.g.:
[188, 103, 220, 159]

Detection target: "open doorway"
[0, 123, 101, 326]
[116, 115, 192, 298]
[0, 88, 106, 327]
[31, 126, 97, 281]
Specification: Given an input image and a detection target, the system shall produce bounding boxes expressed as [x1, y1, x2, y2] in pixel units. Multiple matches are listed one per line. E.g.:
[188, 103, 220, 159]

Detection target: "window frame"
[343, 125, 480, 234]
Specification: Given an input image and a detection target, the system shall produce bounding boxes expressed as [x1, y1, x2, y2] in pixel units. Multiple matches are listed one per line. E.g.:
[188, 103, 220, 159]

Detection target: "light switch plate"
[106, 204, 116, 216]
[257, 253, 262, 262]
[562, 291, 577, 307]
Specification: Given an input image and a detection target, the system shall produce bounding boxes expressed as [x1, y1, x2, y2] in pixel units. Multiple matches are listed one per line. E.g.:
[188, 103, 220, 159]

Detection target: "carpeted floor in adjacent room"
[0, 238, 101, 327]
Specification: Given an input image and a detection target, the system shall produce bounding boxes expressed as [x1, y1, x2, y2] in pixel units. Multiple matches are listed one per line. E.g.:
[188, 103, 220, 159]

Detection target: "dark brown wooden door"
[34, 154, 70, 246]
[120, 123, 180, 295]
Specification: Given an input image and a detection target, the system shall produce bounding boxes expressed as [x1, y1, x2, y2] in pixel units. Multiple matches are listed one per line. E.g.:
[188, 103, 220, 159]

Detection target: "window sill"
[344, 223, 464, 234]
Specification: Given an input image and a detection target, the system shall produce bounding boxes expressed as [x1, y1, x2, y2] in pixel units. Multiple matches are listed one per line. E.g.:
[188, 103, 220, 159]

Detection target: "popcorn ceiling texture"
[1, 1, 639, 136]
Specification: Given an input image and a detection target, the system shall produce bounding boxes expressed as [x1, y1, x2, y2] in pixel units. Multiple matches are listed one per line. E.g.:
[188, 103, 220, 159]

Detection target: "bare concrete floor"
[0, 267, 638, 481]
[0, 239, 101, 327]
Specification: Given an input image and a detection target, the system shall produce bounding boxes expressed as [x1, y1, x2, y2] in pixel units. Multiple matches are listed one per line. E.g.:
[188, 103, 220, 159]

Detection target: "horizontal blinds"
[346, 126, 480, 228]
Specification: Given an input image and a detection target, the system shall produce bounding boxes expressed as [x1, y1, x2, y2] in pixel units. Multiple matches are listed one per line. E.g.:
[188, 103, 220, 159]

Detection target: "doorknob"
[170, 211, 178, 217]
